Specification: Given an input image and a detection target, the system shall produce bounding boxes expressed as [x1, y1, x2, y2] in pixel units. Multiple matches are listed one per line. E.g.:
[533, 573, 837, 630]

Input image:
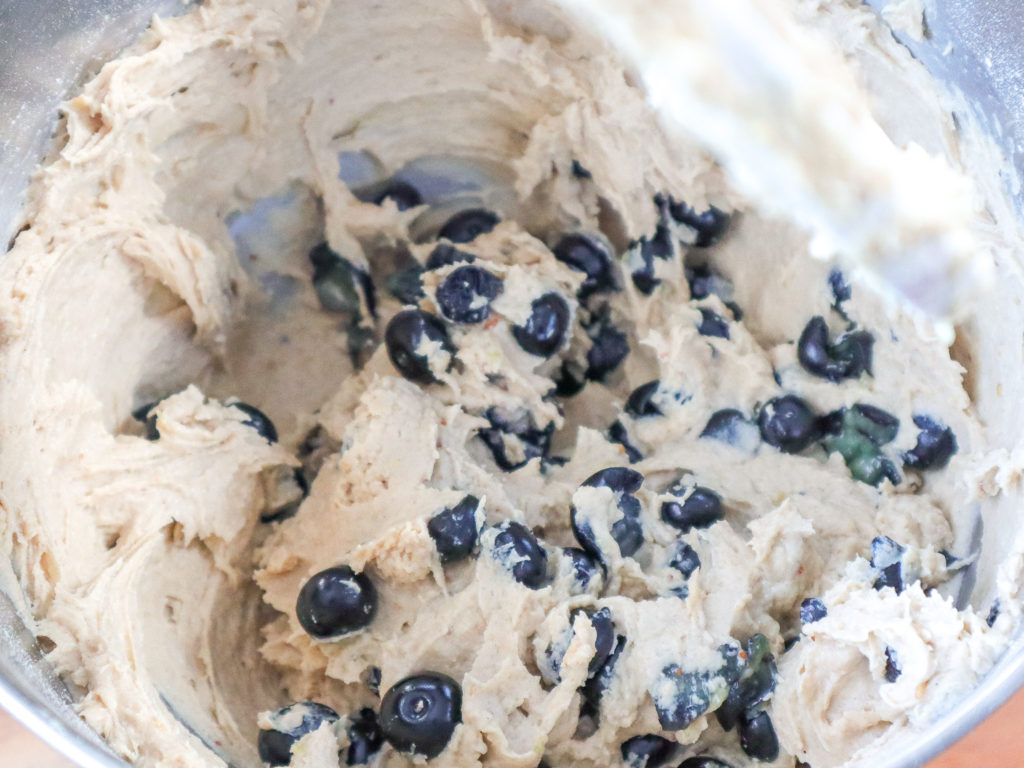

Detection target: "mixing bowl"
[1, 1, 1023, 766]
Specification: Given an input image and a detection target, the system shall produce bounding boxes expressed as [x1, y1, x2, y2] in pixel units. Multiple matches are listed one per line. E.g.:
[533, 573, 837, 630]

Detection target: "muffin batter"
[1, 1, 1021, 768]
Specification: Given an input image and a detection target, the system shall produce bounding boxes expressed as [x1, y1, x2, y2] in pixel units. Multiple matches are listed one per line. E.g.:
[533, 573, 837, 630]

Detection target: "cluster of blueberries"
[130, 183, 962, 766]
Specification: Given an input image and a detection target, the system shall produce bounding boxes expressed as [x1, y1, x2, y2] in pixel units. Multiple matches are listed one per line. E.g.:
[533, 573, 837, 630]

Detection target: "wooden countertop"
[1, 687, 1019, 767]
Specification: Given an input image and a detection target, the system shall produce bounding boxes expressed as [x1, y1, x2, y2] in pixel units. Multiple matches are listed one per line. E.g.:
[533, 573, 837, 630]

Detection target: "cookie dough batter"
[2, 1, 1022, 768]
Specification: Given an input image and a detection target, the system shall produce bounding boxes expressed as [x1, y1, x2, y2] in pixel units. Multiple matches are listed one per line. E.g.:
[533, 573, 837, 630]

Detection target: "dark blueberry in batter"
[758, 395, 821, 454]
[374, 181, 422, 211]
[800, 598, 827, 625]
[553, 359, 587, 398]
[309, 243, 373, 317]
[871, 536, 906, 593]
[477, 407, 553, 471]
[572, 468, 645, 560]
[669, 541, 701, 578]
[903, 415, 957, 470]
[697, 308, 730, 339]
[512, 293, 571, 357]
[608, 420, 643, 463]
[716, 634, 777, 733]
[380, 673, 462, 758]
[260, 468, 309, 524]
[384, 309, 454, 385]
[823, 405, 902, 486]
[552, 233, 617, 299]
[620, 734, 678, 768]
[700, 409, 759, 449]
[630, 253, 660, 295]
[660, 485, 723, 533]
[425, 244, 475, 270]
[828, 267, 852, 305]
[258, 702, 339, 767]
[668, 199, 731, 247]
[562, 547, 604, 594]
[296, 565, 377, 639]
[345, 708, 384, 765]
[571, 160, 592, 178]
[492, 521, 549, 589]
[436, 265, 503, 324]
[580, 634, 627, 714]
[387, 267, 425, 305]
[584, 308, 630, 381]
[363, 666, 382, 696]
[884, 647, 901, 683]
[738, 710, 780, 762]
[232, 402, 278, 443]
[625, 380, 662, 418]
[987, 599, 1001, 627]
[678, 759, 734, 768]
[582, 607, 616, 677]
[584, 466, 644, 495]
[797, 316, 874, 382]
[438, 208, 499, 244]
[134, 401, 161, 440]
[427, 495, 481, 564]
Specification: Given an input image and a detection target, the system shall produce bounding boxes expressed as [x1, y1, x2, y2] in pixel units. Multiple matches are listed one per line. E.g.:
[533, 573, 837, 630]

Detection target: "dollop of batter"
[1, 1, 1021, 768]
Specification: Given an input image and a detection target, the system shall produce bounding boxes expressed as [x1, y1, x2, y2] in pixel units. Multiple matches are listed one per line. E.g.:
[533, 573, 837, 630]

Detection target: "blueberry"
[492, 521, 549, 589]
[717, 634, 777, 733]
[757, 395, 821, 453]
[654, 644, 743, 730]
[572, 468, 645, 560]
[258, 702, 339, 767]
[428, 495, 481, 563]
[380, 673, 462, 758]
[552, 234, 616, 300]
[580, 634, 627, 714]
[625, 381, 662, 418]
[686, 264, 737, 309]
[608, 420, 643, 463]
[477, 407, 553, 471]
[797, 316, 874, 383]
[374, 181, 422, 211]
[824, 406, 902, 486]
[629, 224, 674, 296]
[232, 402, 279, 443]
[697, 308, 730, 339]
[987, 599, 1001, 627]
[884, 647, 901, 683]
[630, 254, 659, 295]
[829, 268, 851, 305]
[260, 468, 309, 524]
[545, 607, 616, 684]
[363, 666, 382, 696]
[667, 199, 731, 247]
[871, 536, 905, 593]
[309, 243, 374, 317]
[700, 410, 759, 449]
[678, 759, 734, 768]
[562, 547, 604, 594]
[296, 565, 378, 640]
[436, 265, 503, 324]
[584, 306, 630, 381]
[553, 359, 587, 398]
[800, 598, 827, 624]
[584, 466, 644, 494]
[660, 485, 723, 533]
[620, 734, 677, 768]
[384, 309, 455, 385]
[346, 708, 384, 765]
[134, 401, 161, 440]
[425, 244, 475, 270]
[387, 267, 425, 305]
[512, 293, 571, 357]
[738, 710, 780, 762]
[571, 160, 592, 178]
[903, 415, 957, 470]
[438, 209, 499, 244]
[669, 541, 701, 578]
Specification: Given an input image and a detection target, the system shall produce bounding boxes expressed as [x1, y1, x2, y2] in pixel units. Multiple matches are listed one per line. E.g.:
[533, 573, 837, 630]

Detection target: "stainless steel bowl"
[1, 1, 1023, 766]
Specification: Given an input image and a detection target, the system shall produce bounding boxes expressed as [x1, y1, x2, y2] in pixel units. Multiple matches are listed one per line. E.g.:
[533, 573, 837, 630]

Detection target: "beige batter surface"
[2, 1, 1024, 768]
